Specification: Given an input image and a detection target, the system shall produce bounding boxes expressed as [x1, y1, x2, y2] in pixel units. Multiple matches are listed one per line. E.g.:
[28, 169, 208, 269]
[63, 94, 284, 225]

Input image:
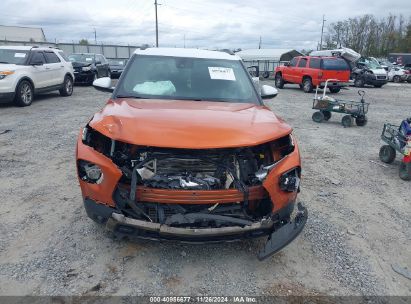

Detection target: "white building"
[0, 25, 46, 42]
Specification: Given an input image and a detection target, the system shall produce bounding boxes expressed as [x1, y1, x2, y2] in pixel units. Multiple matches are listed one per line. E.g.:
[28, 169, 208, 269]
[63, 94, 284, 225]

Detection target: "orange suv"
[274, 56, 351, 93]
[76, 48, 307, 260]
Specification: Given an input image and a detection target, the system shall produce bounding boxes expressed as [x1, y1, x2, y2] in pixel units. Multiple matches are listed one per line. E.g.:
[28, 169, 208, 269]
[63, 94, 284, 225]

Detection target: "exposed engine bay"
[80, 126, 299, 228]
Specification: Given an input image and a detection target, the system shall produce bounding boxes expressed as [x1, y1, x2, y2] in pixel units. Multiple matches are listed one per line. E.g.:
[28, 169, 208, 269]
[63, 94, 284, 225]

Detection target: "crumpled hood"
[89, 99, 292, 149]
[71, 61, 92, 68]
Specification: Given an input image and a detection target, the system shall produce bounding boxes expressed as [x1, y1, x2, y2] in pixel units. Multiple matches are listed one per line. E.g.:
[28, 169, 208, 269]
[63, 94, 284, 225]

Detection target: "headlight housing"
[78, 160, 103, 184]
[82, 66, 92, 72]
[0, 70, 15, 79]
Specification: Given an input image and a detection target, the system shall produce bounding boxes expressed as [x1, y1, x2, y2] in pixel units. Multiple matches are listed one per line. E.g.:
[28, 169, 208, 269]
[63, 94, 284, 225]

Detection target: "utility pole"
[320, 15, 326, 50]
[93, 28, 97, 44]
[155, 0, 159, 47]
[258, 36, 262, 49]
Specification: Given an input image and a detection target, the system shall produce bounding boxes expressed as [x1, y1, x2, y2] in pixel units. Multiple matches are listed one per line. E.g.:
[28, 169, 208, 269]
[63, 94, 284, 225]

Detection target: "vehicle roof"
[297, 55, 341, 59]
[0, 45, 60, 51]
[134, 47, 240, 61]
[70, 53, 100, 55]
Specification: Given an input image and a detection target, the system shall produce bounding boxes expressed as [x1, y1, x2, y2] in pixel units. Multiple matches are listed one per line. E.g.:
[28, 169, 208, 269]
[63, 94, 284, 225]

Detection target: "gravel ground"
[0, 81, 410, 297]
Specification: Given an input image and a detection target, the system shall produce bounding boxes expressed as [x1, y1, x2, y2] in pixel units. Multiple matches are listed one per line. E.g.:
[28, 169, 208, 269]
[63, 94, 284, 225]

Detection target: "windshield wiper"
[115, 95, 147, 99]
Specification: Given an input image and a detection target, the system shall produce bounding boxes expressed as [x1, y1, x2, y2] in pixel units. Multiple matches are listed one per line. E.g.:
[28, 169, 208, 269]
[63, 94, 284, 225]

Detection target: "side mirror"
[31, 60, 43, 66]
[261, 85, 278, 99]
[93, 77, 114, 93]
[95, 60, 102, 65]
[284, 62, 290, 67]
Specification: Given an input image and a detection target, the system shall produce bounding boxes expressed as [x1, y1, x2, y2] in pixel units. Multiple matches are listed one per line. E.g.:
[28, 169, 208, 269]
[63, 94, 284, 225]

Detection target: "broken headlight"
[78, 160, 103, 184]
[279, 168, 300, 192]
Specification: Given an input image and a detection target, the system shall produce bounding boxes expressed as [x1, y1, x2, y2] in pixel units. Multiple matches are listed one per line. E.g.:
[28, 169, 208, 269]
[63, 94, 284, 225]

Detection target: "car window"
[0, 49, 29, 65]
[68, 54, 94, 63]
[116, 55, 259, 104]
[30, 52, 46, 64]
[58, 51, 70, 62]
[97, 55, 105, 63]
[289, 57, 298, 67]
[322, 58, 350, 71]
[309, 58, 321, 69]
[44, 51, 61, 63]
[298, 58, 307, 68]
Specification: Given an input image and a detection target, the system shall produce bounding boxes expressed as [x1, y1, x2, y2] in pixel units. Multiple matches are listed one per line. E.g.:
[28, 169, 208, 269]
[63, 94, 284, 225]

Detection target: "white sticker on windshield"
[86, 58, 92, 61]
[208, 67, 236, 81]
[14, 53, 26, 58]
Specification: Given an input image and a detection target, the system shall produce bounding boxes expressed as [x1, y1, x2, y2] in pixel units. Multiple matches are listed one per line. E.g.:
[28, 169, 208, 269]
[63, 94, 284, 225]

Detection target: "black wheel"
[59, 75, 73, 96]
[329, 87, 341, 93]
[341, 115, 353, 127]
[322, 111, 332, 121]
[14, 80, 33, 107]
[312, 111, 324, 123]
[354, 76, 364, 88]
[399, 162, 411, 181]
[355, 115, 367, 126]
[299, 84, 303, 89]
[302, 78, 313, 93]
[393, 75, 400, 83]
[275, 73, 284, 89]
[379, 145, 396, 164]
[262, 71, 270, 79]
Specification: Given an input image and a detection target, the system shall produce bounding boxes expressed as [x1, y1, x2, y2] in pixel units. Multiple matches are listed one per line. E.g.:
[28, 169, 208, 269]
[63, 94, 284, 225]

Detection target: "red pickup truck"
[274, 56, 351, 93]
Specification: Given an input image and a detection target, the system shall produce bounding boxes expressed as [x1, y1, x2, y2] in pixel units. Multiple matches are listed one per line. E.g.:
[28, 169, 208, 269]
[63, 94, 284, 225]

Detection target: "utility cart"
[312, 79, 369, 127]
[379, 119, 411, 181]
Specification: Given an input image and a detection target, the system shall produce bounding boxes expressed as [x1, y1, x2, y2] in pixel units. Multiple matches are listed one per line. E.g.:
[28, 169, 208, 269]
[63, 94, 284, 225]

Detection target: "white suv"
[0, 46, 75, 106]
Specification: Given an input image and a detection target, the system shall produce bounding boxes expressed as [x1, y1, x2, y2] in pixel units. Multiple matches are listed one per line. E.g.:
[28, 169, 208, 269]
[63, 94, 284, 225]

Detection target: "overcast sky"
[1, 0, 410, 50]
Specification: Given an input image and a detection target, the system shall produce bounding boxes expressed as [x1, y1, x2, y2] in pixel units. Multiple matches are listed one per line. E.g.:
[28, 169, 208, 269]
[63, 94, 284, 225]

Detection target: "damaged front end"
[77, 125, 307, 260]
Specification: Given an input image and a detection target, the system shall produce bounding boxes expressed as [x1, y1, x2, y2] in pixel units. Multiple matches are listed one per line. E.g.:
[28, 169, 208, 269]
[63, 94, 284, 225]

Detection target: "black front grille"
[377, 76, 386, 80]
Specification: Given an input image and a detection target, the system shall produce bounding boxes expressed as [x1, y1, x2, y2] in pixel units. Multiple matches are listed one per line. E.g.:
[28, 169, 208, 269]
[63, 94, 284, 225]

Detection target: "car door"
[95, 55, 106, 77]
[283, 57, 298, 83]
[29, 51, 52, 89]
[296, 57, 308, 83]
[44, 51, 65, 86]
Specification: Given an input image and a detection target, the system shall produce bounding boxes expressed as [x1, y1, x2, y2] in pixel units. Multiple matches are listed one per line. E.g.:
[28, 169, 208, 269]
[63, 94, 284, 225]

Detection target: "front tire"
[322, 111, 332, 121]
[312, 111, 324, 123]
[341, 115, 353, 128]
[393, 75, 400, 83]
[354, 76, 364, 88]
[379, 145, 396, 164]
[399, 162, 411, 181]
[15, 80, 33, 107]
[275, 74, 284, 89]
[59, 76, 73, 96]
[355, 115, 367, 126]
[302, 78, 313, 93]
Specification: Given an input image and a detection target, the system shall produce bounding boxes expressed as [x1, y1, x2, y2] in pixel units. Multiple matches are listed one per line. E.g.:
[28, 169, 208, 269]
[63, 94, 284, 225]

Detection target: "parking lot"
[0, 81, 410, 296]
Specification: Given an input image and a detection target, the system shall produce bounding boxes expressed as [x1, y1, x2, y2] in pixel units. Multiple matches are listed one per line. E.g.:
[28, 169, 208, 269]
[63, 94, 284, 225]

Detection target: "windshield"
[68, 54, 95, 63]
[358, 58, 382, 69]
[109, 59, 126, 66]
[0, 49, 29, 65]
[115, 55, 259, 104]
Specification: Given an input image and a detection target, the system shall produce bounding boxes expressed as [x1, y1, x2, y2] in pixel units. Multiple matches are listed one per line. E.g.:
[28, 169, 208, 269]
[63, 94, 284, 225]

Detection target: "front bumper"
[364, 74, 387, 85]
[73, 71, 95, 83]
[0, 92, 15, 104]
[319, 81, 350, 87]
[84, 198, 307, 260]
